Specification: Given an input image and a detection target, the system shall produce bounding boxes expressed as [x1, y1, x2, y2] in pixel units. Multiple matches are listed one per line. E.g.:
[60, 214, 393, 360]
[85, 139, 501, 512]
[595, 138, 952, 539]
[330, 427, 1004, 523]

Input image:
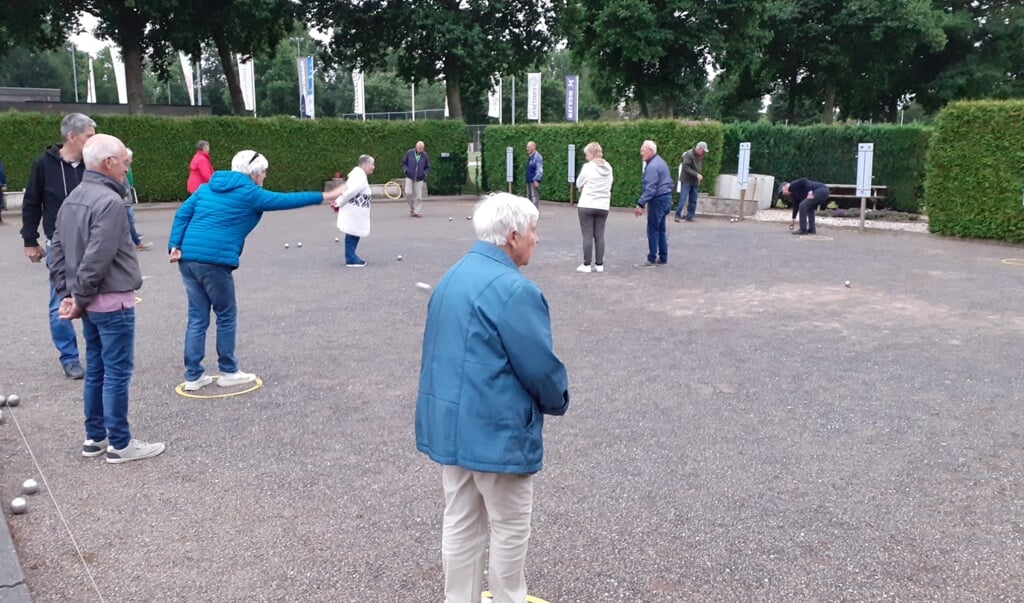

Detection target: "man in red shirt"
[187, 140, 213, 193]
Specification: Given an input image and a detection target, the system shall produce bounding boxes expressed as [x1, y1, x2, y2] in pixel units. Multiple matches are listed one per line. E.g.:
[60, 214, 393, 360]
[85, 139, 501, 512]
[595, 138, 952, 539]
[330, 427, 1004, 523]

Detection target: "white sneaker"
[217, 371, 257, 387]
[576, 264, 592, 273]
[106, 439, 166, 464]
[595, 265, 605, 273]
[183, 374, 214, 391]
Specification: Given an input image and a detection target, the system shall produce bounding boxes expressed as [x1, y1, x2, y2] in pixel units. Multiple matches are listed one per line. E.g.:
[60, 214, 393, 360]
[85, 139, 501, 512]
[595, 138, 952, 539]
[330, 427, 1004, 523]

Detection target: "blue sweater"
[168, 171, 322, 268]
[637, 154, 673, 207]
[415, 241, 569, 474]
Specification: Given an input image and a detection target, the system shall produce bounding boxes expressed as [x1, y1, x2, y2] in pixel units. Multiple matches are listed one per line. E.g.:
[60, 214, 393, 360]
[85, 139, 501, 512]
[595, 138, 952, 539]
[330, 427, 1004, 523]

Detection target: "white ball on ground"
[284, 243, 289, 249]
[844, 280, 851, 288]
[397, 255, 403, 261]
[297, 242, 303, 248]
[449, 217, 453, 221]
[334, 237, 339, 243]
[22, 479, 38, 495]
[10, 497, 26, 514]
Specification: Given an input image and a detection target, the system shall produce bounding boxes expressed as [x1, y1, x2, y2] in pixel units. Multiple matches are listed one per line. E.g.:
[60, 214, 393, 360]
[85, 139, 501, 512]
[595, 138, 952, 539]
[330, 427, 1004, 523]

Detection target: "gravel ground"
[1, 197, 1022, 602]
[753, 208, 930, 233]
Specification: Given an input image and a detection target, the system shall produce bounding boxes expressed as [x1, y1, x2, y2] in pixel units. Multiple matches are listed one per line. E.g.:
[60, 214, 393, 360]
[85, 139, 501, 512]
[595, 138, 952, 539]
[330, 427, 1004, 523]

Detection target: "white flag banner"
[352, 70, 365, 115]
[444, 95, 449, 118]
[179, 52, 195, 106]
[86, 58, 96, 104]
[109, 46, 128, 104]
[302, 56, 315, 119]
[526, 72, 541, 121]
[296, 57, 315, 118]
[237, 55, 255, 112]
[487, 76, 502, 120]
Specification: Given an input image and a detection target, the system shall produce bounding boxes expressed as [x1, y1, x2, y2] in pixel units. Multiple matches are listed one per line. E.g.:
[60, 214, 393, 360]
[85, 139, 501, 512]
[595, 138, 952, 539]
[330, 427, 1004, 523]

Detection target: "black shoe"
[674, 217, 681, 223]
[63, 362, 85, 380]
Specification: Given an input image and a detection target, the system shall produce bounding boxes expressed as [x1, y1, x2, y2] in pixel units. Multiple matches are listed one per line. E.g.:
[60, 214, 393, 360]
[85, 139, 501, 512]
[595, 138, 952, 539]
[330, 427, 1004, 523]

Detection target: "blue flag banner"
[565, 75, 579, 122]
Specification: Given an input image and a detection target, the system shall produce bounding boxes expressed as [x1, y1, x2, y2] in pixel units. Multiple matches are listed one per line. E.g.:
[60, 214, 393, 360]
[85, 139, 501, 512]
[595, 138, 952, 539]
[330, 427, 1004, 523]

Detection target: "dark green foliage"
[0, 112, 467, 201]
[481, 121, 724, 207]
[721, 122, 930, 212]
[924, 101, 1024, 243]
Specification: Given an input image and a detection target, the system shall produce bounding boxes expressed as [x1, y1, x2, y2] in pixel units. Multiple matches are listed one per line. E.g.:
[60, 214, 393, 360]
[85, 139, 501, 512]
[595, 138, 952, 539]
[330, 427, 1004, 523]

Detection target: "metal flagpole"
[70, 44, 79, 103]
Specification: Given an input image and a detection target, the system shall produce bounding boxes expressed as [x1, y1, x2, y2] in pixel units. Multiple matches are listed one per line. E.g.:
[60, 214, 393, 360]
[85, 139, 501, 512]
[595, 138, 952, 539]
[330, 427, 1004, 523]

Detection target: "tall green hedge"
[481, 120, 724, 207]
[0, 111, 468, 202]
[924, 101, 1024, 242]
[721, 122, 930, 212]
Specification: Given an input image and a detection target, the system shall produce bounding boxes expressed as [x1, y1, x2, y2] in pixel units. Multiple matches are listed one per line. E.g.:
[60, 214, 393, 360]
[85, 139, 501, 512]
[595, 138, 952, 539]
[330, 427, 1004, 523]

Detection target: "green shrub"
[481, 120, 724, 207]
[722, 122, 930, 213]
[0, 111, 468, 202]
[924, 100, 1024, 242]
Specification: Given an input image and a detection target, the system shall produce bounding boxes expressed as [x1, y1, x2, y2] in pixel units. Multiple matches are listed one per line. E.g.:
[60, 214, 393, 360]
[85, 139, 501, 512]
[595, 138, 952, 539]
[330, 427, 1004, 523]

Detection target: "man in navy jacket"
[401, 140, 430, 217]
[780, 179, 831, 235]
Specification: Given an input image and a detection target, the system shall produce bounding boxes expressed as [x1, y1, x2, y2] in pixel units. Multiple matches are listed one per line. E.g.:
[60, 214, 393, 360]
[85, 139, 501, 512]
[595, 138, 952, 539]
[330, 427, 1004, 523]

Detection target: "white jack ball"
[10, 497, 27, 515]
[22, 479, 38, 495]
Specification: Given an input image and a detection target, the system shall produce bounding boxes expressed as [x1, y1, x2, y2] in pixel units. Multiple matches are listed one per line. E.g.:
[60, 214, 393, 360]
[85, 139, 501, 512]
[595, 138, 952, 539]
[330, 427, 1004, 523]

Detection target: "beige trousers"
[441, 465, 534, 603]
[406, 178, 426, 214]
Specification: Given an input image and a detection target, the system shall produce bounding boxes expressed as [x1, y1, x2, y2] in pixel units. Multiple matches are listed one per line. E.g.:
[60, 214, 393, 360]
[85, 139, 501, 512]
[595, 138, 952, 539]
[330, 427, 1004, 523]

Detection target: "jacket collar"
[82, 170, 128, 197]
[470, 240, 518, 270]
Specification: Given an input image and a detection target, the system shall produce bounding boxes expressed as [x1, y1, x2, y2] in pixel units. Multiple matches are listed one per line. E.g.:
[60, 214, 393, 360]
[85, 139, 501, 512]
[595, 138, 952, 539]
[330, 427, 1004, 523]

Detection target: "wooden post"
[859, 196, 866, 231]
[738, 188, 746, 221]
[569, 184, 575, 206]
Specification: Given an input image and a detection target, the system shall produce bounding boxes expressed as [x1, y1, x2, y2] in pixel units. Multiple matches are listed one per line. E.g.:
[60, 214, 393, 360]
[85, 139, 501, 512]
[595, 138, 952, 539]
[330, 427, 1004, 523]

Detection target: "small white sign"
[856, 143, 874, 197]
[737, 142, 751, 190]
[506, 147, 514, 183]
[567, 144, 576, 183]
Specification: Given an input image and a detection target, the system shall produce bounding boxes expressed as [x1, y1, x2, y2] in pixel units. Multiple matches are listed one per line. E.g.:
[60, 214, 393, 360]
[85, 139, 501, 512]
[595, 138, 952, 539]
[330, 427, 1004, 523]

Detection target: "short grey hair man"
[60, 113, 97, 142]
[473, 192, 539, 247]
[82, 135, 126, 170]
[641, 139, 658, 154]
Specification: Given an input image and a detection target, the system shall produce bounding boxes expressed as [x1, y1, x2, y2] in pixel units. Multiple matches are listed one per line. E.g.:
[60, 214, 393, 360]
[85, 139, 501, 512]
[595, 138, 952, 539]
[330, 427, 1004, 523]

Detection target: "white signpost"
[856, 143, 874, 230]
[737, 142, 751, 220]
[506, 146, 514, 193]
[567, 144, 576, 205]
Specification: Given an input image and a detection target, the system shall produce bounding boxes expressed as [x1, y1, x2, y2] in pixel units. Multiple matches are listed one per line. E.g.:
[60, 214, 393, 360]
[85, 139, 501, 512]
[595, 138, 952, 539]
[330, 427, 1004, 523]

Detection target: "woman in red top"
[186, 140, 213, 193]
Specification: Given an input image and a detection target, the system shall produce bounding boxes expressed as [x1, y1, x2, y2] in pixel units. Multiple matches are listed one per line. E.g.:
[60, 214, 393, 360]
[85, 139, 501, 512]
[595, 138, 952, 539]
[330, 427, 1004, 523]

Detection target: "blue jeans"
[82, 308, 134, 448]
[646, 193, 672, 264]
[46, 242, 80, 366]
[345, 234, 362, 264]
[178, 261, 238, 381]
[126, 205, 141, 245]
[677, 183, 698, 220]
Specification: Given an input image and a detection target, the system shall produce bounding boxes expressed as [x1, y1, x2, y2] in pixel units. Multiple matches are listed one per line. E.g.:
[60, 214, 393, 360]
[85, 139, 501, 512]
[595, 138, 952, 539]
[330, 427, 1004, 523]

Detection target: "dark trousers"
[578, 208, 609, 266]
[646, 194, 672, 263]
[798, 192, 830, 233]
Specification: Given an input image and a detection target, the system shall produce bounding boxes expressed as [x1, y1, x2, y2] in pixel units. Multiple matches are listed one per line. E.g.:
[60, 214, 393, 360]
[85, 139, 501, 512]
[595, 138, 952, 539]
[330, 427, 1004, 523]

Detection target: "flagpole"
[511, 76, 516, 126]
[70, 44, 79, 103]
[411, 84, 416, 121]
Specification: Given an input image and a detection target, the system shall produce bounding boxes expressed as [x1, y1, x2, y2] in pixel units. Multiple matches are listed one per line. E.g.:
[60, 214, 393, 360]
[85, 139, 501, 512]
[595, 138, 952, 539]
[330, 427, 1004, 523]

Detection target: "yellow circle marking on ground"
[481, 592, 549, 603]
[135, 296, 142, 304]
[174, 376, 264, 399]
[1001, 258, 1024, 266]
[384, 180, 403, 200]
[798, 235, 833, 241]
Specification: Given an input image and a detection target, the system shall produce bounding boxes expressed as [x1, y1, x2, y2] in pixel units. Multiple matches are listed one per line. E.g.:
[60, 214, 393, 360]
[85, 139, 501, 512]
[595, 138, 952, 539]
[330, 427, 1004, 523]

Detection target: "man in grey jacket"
[50, 134, 165, 464]
[675, 141, 707, 222]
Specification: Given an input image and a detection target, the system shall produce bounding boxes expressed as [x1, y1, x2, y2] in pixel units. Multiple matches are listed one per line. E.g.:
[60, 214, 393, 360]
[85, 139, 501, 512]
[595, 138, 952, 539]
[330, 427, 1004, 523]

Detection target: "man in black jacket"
[20, 113, 96, 379]
[779, 178, 831, 235]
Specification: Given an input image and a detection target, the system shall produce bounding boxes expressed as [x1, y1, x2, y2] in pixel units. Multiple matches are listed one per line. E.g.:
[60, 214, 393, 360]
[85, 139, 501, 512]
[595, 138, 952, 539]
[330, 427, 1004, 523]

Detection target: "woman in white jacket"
[575, 142, 613, 273]
[334, 155, 375, 267]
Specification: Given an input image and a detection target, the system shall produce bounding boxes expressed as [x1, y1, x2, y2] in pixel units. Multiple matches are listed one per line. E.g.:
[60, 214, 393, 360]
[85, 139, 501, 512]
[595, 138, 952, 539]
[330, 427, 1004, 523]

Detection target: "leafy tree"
[306, 0, 561, 119]
[0, 0, 79, 60]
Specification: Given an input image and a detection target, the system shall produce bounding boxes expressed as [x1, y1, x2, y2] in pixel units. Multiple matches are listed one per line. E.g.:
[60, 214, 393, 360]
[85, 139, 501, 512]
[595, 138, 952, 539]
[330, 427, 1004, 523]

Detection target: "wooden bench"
[824, 183, 889, 210]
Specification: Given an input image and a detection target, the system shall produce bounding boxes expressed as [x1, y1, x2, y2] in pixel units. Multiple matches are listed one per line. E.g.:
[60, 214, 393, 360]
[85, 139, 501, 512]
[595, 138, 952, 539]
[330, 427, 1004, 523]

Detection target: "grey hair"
[82, 134, 124, 169]
[473, 193, 539, 246]
[358, 154, 375, 167]
[641, 139, 657, 154]
[197, 140, 209, 151]
[61, 113, 96, 141]
[126, 147, 133, 158]
[584, 142, 603, 158]
[231, 149, 269, 176]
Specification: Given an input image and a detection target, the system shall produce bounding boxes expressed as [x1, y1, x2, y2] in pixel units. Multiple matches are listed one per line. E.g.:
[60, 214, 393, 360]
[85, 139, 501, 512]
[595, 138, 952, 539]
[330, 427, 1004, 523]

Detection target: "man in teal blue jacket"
[168, 150, 345, 391]
[416, 192, 569, 603]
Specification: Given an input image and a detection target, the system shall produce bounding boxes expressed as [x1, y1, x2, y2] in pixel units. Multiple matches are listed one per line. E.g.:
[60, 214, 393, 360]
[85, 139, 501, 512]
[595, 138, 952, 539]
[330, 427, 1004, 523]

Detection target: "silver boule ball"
[22, 479, 38, 495]
[334, 237, 339, 243]
[448, 217, 453, 221]
[5, 394, 20, 407]
[415, 281, 432, 291]
[10, 497, 27, 515]
[397, 255, 403, 261]
[284, 243, 289, 249]
[297, 242, 303, 248]
[844, 280, 851, 288]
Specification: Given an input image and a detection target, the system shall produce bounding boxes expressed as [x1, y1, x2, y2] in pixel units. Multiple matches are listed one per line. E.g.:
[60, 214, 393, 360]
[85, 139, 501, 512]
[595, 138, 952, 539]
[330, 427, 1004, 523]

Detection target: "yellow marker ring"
[1001, 258, 1024, 266]
[481, 593, 549, 603]
[174, 376, 264, 399]
[384, 180, 403, 200]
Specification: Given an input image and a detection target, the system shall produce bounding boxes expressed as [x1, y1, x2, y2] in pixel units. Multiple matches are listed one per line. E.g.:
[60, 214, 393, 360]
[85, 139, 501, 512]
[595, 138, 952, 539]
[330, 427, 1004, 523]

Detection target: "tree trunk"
[116, 8, 146, 114]
[214, 31, 245, 115]
[445, 61, 462, 119]
[786, 72, 798, 123]
[822, 76, 836, 124]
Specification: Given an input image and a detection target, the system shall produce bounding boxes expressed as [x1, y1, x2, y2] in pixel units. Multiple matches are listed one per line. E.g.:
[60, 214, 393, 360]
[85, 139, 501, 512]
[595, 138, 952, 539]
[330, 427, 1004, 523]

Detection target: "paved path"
[1, 197, 1022, 601]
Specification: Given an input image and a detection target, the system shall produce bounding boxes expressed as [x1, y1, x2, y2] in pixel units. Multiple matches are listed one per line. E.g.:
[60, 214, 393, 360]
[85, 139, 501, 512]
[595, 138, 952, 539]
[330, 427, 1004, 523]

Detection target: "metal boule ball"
[5, 394, 20, 407]
[284, 243, 289, 249]
[10, 497, 27, 515]
[22, 479, 38, 495]
[397, 255, 403, 261]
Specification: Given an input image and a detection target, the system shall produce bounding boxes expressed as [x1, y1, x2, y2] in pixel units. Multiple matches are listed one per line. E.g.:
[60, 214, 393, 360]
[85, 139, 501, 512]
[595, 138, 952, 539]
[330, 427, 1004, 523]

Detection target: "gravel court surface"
[1, 198, 1023, 601]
